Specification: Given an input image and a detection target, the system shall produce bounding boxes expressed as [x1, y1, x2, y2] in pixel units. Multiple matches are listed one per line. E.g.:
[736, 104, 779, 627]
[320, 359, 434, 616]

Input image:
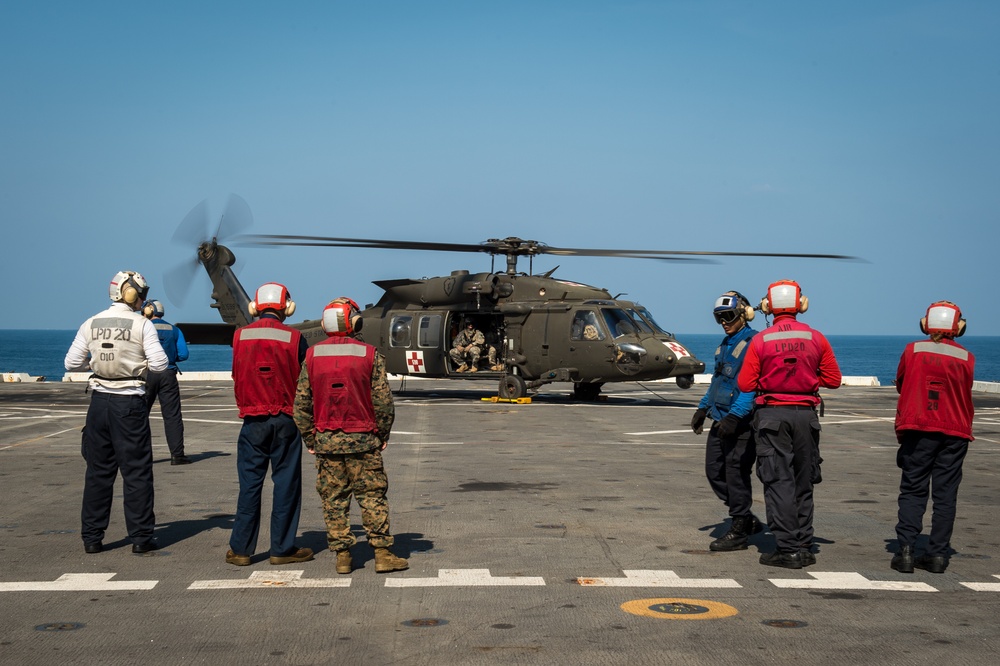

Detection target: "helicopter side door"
[383, 312, 450, 376]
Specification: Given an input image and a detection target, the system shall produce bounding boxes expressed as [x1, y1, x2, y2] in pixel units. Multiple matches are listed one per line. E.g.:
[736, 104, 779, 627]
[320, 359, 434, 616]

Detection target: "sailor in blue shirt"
[690, 291, 762, 551]
[142, 300, 191, 465]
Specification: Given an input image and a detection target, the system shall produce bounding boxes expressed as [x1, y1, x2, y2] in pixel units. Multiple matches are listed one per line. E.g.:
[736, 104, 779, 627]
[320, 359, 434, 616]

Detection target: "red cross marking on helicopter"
[666, 342, 690, 358]
[406, 351, 426, 374]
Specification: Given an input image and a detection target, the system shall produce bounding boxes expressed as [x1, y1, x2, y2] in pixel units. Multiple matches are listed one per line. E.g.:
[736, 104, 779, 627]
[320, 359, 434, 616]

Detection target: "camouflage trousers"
[449, 345, 497, 368]
[315, 450, 394, 551]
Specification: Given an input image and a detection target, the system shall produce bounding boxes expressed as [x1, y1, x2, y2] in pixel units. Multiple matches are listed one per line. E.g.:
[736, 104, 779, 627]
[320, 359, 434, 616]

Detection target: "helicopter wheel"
[499, 375, 527, 400]
[573, 382, 603, 401]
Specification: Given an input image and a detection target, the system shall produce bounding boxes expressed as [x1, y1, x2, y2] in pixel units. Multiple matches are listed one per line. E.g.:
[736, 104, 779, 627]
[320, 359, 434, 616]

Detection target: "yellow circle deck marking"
[620, 598, 738, 620]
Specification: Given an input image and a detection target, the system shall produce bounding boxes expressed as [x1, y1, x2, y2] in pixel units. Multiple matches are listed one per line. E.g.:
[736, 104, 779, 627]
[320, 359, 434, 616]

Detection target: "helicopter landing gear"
[499, 374, 528, 400]
[573, 382, 603, 401]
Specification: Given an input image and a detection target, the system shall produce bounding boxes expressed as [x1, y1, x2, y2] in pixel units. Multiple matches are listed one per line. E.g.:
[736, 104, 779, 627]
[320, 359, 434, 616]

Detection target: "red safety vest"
[739, 317, 839, 406]
[232, 318, 302, 418]
[305, 337, 377, 434]
[895, 338, 975, 441]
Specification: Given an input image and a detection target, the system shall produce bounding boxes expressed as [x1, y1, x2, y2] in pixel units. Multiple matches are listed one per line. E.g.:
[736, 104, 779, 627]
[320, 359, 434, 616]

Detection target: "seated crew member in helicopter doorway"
[449, 319, 486, 372]
[737, 280, 841, 570]
[690, 291, 763, 552]
[890, 301, 974, 575]
[293, 297, 408, 575]
[141, 299, 191, 465]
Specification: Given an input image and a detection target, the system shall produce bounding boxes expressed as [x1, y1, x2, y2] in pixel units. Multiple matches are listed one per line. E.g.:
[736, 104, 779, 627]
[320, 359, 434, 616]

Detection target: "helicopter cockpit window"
[636, 307, 671, 336]
[625, 309, 654, 334]
[417, 315, 442, 349]
[571, 310, 605, 341]
[601, 308, 639, 338]
[390, 316, 412, 348]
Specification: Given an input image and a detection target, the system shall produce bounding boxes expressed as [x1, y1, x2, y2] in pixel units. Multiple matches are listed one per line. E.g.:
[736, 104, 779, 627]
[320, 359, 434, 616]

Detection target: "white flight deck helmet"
[109, 270, 149, 306]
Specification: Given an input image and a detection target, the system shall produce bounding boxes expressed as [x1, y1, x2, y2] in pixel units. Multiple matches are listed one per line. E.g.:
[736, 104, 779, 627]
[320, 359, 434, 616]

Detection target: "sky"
[2, 1, 998, 336]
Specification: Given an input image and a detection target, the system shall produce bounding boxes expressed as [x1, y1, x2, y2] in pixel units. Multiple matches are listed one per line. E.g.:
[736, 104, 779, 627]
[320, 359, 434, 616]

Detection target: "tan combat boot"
[469, 365, 478, 372]
[374, 547, 409, 573]
[335, 549, 352, 575]
[456, 364, 468, 372]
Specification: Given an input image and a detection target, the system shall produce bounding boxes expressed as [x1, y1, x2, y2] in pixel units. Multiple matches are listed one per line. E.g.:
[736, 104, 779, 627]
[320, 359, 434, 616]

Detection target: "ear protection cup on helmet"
[142, 301, 156, 319]
[732, 291, 755, 322]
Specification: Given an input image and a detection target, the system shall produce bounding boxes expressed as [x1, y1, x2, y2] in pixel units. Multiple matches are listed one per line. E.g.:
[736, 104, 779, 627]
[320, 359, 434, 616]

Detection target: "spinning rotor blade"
[165, 194, 252, 307]
[171, 199, 210, 247]
[238, 235, 495, 254]
[216, 193, 253, 240]
[239, 233, 857, 262]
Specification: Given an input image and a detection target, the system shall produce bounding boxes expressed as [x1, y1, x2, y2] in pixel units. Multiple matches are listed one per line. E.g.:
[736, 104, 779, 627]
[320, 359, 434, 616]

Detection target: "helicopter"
[167, 198, 854, 400]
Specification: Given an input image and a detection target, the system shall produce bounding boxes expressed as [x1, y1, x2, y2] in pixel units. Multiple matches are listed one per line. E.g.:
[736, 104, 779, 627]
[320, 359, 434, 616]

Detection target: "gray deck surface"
[1, 379, 999, 665]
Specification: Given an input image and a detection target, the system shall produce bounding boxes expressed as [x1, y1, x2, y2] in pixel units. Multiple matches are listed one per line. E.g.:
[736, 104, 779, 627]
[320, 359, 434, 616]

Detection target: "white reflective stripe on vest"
[314, 345, 367, 357]
[91, 317, 136, 330]
[239, 328, 293, 343]
[732, 339, 749, 358]
[762, 330, 813, 342]
[913, 341, 969, 361]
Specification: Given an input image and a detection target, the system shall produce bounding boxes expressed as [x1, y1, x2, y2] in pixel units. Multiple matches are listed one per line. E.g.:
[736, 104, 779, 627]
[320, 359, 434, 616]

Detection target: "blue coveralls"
[145, 318, 189, 458]
[698, 324, 757, 517]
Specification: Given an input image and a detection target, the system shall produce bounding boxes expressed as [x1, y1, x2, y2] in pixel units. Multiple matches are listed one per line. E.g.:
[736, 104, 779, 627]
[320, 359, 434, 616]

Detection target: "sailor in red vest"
[890, 301, 974, 575]
[227, 283, 314, 567]
[737, 280, 841, 569]
[293, 297, 408, 575]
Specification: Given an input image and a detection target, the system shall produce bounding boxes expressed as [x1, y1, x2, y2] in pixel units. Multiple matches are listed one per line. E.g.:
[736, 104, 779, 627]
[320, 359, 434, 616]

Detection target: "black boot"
[914, 554, 947, 574]
[710, 515, 751, 552]
[891, 544, 915, 574]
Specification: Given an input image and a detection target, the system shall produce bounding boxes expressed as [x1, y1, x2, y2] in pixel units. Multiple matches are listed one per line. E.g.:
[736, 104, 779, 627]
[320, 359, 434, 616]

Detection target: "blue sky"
[2, 1, 998, 336]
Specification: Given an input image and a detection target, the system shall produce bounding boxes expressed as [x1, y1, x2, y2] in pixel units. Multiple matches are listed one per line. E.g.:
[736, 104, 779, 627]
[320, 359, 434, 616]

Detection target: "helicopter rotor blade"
[171, 199, 210, 247]
[216, 193, 253, 241]
[237, 234, 493, 254]
[238, 233, 857, 262]
[164, 256, 200, 307]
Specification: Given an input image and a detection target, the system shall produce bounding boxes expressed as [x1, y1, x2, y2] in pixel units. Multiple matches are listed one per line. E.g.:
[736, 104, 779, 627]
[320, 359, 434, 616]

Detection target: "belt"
[759, 404, 815, 410]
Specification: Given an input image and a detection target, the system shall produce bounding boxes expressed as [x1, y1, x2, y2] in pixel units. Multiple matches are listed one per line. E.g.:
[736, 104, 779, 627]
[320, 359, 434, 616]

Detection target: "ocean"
[2, 330, 998, 386]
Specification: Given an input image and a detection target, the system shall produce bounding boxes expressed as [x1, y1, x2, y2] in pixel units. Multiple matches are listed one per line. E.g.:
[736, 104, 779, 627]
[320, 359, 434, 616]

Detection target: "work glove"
[716, 413, 741, 441]
[690, 408, 707, 435]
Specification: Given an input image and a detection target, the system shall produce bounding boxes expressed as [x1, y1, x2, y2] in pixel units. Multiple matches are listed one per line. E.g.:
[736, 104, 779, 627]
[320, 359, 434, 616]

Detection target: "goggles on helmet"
[713, 309, 742, 325]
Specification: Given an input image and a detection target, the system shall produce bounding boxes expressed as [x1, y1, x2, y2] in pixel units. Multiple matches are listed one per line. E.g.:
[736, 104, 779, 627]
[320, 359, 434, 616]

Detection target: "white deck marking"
[960, 575, 1000, 591]
[188, 570, 350, 589]
[384, 569, 545, 587]
[0, 573, 157, 591]
[576, 570, 740, 588]
[625, 429, 692, 436]
[769, 571, 937, 592]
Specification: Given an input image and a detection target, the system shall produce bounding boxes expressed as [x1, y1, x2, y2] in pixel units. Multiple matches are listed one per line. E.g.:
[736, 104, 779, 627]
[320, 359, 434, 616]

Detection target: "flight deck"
[1, 379, 999, 665]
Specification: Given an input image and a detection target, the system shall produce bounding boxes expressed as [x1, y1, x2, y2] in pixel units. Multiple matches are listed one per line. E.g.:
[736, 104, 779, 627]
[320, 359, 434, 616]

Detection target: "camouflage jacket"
[293, 350, 395, 455]
[452, 328, 484, 349]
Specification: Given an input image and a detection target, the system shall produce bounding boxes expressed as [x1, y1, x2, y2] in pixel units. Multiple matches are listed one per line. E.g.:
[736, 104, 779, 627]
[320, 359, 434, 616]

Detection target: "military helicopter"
[168, 197, 854, 400]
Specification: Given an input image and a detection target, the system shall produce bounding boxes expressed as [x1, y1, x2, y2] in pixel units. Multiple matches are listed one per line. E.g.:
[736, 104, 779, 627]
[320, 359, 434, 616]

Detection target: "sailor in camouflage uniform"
[293, 297, 408, 574]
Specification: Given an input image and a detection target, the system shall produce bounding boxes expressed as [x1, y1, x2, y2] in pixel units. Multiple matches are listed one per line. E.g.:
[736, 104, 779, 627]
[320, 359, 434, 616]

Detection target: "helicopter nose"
[673, 353, 706, 376]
